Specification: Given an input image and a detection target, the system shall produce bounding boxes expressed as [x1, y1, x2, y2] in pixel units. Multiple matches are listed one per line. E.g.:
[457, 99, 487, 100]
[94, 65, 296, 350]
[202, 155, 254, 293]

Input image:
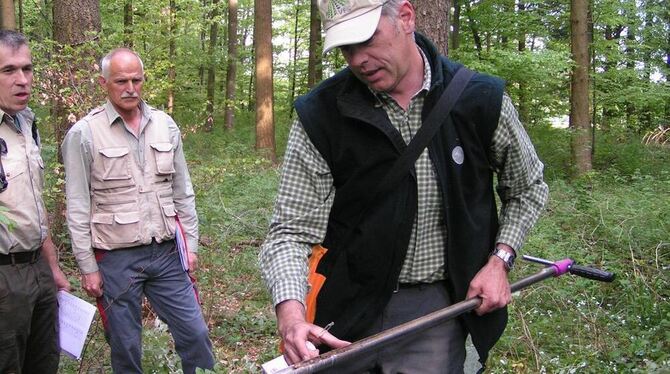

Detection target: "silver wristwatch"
[491, 247, 515, 271]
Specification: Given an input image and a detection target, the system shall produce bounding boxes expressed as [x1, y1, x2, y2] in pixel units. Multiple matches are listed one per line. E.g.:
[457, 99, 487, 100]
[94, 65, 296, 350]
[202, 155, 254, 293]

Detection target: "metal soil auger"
[274, 255, 615, 374]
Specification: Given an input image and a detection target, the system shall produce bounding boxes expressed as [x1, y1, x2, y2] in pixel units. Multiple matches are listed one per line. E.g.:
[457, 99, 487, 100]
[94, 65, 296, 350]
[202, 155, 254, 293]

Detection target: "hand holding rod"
[273, 256, 615, 374]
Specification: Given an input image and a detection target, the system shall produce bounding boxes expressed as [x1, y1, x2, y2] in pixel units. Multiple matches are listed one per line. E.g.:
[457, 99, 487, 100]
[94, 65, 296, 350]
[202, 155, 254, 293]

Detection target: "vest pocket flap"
[99, 147, 130, 158]
[114, 211, 141, 225]
[91, 213, 114, 225]
[150, 142, 174, 152]
[162, 204, 177, 217]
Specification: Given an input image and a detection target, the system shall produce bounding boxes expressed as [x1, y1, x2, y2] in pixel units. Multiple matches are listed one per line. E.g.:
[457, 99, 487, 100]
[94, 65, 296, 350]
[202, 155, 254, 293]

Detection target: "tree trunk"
[205, 0, 220, 132]
[124, 0, 133, 47]
[1, 0, 16, 30]
[167, 0, 176, 115]
[569, 0, 592, 176]
[413, 0, 449, 56]
[464, 1, 482, 58]
[254, 0, 276, 162]
[289, 1, 300, 119]
[52, 0, 101, 245]
[451, 0, 460, 51]
[517, 1, 528, 123]
[18, 0, 23, 32]
[307, 0, 323, 88]
[224, 0, 238, 129]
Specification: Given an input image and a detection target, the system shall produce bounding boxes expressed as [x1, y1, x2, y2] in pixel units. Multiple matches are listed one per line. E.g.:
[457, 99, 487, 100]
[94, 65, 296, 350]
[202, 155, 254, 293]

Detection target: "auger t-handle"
[523, 255, 615, 282]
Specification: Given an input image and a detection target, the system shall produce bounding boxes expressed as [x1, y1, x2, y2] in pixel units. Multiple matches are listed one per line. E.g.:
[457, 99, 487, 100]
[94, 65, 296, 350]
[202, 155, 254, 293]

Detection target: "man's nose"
[345, 46, 368, 67]
[14, 70, 29, 85]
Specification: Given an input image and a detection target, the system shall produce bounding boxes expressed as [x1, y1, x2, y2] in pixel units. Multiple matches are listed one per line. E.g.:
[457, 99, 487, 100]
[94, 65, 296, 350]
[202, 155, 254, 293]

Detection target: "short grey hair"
[100, 48, 145, 78]
[381, 0, 405, 18]
[0, 30, 29, 51]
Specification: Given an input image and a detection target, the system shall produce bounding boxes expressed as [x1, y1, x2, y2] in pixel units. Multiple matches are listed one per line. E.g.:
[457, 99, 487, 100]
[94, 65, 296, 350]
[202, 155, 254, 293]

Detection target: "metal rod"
[277, 266, 558, 374]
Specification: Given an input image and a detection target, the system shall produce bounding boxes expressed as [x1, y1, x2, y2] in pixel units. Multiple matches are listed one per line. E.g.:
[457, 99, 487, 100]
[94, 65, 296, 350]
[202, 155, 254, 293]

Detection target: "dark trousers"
[322, 282, 467, 374]
[0, 255, 60, 374]
[95, 240, 214, 374]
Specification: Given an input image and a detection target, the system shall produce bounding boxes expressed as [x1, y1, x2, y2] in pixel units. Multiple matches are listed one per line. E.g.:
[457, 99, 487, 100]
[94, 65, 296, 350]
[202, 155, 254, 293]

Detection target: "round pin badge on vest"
[452, 146, 464, 165]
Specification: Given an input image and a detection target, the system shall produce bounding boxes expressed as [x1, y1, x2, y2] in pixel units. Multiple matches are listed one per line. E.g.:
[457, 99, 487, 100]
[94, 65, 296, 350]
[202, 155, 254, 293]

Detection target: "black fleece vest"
[295, 33, 506, 364]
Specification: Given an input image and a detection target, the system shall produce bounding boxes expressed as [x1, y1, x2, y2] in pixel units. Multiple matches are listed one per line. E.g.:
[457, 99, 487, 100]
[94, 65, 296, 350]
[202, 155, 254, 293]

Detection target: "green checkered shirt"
[259, 51, 548, 307]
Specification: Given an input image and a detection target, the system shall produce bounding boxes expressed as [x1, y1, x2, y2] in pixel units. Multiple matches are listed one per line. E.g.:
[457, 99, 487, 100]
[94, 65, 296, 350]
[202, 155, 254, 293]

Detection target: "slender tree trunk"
[289, 1, 300, 119]
[18, 0, 23, 32]
[199, 0, 208, 85]
[307, 0, 322, 88]
[254, 0, 276, 162]
[124, 0, 133, 47]
[465, 1, 482, 57]
[451, 0, 460, 51]
[413, 0, 450, 56]
[52, 0, 101, 245]
[1, 0, 16, 30]
[517, 1, 528, 123]
[224, 0, 238, 129]
[167, 0, 176, 115]
[205, 0, 220, 131]
[569, 0, 592, 176]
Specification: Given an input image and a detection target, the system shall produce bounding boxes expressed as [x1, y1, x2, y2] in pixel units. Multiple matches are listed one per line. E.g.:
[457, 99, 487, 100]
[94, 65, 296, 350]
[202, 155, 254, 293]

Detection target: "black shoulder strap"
[375, 67, 475, 196]
[31, 118, 39, 146]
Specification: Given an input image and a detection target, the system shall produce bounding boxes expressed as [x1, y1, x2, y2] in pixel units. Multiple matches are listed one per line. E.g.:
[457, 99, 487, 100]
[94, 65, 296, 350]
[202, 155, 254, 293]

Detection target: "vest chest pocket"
[99, 147, 132, 181]
[91, 211, 141, 246]
[150, 143, 176, 175]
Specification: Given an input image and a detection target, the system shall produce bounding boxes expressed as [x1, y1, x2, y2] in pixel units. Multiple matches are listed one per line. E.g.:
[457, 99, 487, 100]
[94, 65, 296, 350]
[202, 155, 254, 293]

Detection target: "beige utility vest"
[86, 106, 177, 250]
[0, 109, 48, 253]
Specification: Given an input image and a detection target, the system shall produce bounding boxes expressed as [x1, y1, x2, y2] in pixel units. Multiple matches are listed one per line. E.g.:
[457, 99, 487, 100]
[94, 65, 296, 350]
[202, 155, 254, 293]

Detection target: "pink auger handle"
[522, 255, 615, 282]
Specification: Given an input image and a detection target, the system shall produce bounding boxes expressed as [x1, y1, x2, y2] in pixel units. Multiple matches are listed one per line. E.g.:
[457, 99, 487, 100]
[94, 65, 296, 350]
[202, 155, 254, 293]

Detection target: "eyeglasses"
[0, 138, 7, 193]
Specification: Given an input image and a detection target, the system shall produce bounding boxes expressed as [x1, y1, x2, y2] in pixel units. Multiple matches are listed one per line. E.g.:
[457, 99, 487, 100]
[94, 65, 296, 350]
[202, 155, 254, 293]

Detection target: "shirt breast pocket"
[150, 142, 176, 175]
[98, 147, 134, 188]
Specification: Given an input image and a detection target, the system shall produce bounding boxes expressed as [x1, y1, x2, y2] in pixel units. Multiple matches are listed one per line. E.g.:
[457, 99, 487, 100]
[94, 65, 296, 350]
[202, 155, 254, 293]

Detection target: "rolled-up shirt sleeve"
[62, 122, 98, 274]
[492, 94, 549, 252]
[258, 119, 334, 307]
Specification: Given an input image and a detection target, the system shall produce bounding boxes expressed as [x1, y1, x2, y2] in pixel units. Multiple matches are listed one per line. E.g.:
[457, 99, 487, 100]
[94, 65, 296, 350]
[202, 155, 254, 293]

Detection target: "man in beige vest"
[0, 29, 71, 373]
[62, 48, 214, 373]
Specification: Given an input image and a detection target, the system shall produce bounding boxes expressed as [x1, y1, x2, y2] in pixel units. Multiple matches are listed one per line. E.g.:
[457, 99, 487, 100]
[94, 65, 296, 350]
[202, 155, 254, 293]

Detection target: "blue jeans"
[95, 240, 214, 373]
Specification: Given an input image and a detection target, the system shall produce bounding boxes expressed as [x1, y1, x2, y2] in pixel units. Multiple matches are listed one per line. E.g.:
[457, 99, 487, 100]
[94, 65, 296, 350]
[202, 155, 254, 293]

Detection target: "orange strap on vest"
[279, 244, 329, 353]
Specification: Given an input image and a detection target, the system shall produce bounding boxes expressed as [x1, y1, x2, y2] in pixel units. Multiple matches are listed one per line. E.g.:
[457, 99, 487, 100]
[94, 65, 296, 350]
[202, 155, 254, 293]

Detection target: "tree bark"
[289, 1, 301, 119]
[205, 0, 220, 131]
[413, 0, 450, 56]
[254, 0, 276, 162]
[124, 0, 133, 47]
[451, 0, 460, 51]
[167, 0, 176, 115]
[52, 0, 101, 245]
[224, 0, 238, 129]
[464, 1, 482, 58]
[1, 0, 16, 30]
[517, 1, 528, 123]
[307, 0, 323, 88]
[569, 0, 592, 176]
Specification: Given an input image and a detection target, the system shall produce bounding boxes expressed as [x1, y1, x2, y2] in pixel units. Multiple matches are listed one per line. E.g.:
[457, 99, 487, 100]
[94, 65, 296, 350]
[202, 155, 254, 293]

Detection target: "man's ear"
[97, 75, 107, 87]
[398, 1, 416, 34]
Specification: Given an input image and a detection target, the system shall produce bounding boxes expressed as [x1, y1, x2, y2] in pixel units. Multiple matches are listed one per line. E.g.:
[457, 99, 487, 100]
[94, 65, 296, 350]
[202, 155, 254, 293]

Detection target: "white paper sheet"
[58, 291, 97, 360]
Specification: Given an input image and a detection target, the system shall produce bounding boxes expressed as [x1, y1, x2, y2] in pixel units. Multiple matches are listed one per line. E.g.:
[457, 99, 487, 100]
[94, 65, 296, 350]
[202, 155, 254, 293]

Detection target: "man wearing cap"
[0, 29, 71, 373]
[259, 0, 548, 372]
[61, 48, 214, 373]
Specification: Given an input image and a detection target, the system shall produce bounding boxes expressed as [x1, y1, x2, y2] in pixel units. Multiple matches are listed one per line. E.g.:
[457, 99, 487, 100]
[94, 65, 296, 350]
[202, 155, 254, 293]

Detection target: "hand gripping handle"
[569, 264, 616, 282]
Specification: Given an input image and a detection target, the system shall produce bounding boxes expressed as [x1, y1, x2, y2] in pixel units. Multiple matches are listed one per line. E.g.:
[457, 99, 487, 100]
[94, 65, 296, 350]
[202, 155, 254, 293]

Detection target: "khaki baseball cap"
[318, 0, 387, 54]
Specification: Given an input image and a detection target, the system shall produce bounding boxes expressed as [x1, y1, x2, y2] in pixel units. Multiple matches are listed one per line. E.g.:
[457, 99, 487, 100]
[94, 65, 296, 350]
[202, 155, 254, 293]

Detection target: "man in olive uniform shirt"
[0, 30, 70, 373]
